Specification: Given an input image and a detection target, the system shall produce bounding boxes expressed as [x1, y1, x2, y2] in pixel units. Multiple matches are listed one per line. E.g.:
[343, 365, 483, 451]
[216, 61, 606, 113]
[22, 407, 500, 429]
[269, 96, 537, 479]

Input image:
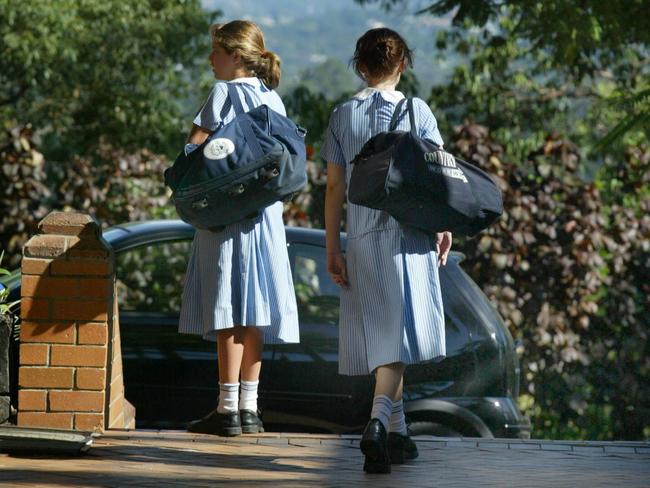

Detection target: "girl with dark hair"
[178, 20, 299, 437]
[323, 27, 452, 473]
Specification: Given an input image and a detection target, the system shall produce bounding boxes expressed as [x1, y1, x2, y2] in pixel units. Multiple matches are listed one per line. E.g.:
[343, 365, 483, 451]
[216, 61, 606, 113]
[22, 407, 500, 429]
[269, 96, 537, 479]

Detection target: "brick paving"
[1, 430, 649, 488]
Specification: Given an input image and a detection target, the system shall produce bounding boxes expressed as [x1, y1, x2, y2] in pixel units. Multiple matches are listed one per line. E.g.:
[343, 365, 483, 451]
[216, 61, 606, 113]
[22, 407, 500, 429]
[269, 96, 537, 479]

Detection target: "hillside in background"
[202, 0, 455, 98]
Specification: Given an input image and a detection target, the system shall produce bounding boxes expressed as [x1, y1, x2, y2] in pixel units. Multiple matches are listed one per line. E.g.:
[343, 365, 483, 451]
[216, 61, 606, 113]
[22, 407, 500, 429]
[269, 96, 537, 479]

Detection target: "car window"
[288, 242, 340, 326]
[440, 261, 502, 348]
[116, 240, 191, 313]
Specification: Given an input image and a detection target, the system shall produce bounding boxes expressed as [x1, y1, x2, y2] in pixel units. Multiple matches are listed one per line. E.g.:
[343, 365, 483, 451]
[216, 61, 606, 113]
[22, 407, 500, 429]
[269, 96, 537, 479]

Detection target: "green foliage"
[0, 0, 215, 159]
[285, 86, 341, 151]
[0, 124, 177, 268]
[447, 124, 649, 441]
[0, 251, 19, 330]
[357, 0, 650, 78]
[285, 58, 359, 101]
[358, 0, 650, 149]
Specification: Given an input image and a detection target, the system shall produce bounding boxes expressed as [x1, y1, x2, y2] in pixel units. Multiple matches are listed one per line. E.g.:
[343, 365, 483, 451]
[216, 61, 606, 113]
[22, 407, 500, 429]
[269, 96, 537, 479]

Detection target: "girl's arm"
[325, 162, 348, 287]
[187, 124, 212, 145]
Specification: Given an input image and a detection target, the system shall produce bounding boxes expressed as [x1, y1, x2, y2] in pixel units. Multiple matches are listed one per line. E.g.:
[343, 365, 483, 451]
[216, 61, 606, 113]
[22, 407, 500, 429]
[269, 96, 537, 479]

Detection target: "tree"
[0, 0, 216, 159]
[0, 1, 218, 266]
[356, 0, 650, 149]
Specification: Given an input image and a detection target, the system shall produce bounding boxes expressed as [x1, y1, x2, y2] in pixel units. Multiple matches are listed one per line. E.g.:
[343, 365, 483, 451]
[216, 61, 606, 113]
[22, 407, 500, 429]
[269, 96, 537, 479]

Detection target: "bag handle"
[225, 83, 264, 159]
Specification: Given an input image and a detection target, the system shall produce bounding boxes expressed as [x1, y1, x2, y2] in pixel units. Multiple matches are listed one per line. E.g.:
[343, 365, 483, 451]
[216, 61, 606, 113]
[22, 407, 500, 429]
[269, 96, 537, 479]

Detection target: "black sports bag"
[164, 83, 307, 231]
[348, 97, 502, 236]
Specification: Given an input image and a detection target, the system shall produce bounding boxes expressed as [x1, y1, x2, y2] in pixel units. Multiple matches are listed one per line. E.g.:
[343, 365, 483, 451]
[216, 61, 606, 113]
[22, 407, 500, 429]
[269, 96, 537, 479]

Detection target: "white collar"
[353, 87, 405, 103]
[227, 77, 261, 87]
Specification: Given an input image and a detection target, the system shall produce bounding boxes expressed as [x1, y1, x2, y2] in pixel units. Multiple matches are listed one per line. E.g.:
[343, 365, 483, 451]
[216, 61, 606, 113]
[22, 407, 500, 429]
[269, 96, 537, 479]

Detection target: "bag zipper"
[174, 149, 281, 199]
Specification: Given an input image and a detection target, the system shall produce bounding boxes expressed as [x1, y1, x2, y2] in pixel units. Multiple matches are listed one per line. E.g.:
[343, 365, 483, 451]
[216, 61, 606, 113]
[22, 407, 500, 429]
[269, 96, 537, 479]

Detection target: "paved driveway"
[1, 430, 649, 487]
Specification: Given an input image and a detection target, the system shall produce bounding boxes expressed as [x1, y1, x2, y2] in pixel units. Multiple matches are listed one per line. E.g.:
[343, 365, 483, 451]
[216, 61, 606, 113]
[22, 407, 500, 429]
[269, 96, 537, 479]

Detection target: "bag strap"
[389, 97, 419, 140]
[389, 98, 408, 131]
[225, 83, 264, 159]
[226, 83, 256, 114]
[407, 98, 417, 137]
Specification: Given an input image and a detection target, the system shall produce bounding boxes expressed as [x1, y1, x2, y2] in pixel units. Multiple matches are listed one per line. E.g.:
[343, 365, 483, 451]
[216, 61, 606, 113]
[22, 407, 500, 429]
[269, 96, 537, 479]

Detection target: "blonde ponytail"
[258, 50, 281, 89]
[210, 20, 282, 89]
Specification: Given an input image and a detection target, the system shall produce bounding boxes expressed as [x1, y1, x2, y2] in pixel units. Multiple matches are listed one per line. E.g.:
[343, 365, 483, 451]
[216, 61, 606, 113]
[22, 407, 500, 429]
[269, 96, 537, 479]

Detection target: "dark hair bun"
[352, 28, 413, 81]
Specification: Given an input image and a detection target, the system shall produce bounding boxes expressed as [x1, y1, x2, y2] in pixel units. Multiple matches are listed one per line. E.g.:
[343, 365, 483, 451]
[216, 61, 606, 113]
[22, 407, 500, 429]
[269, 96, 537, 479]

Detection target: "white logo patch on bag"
[203, 138, 235, 160]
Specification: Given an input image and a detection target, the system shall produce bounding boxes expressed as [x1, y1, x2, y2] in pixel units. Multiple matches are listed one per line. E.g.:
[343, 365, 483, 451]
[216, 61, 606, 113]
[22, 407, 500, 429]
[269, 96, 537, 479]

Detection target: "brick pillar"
[17, 211, 135, 431]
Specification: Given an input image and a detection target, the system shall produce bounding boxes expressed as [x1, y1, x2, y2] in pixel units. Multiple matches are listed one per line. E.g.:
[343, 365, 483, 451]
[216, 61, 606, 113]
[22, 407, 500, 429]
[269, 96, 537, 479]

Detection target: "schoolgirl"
[323, 27, 452, 473]
[178, 20, 299, 436]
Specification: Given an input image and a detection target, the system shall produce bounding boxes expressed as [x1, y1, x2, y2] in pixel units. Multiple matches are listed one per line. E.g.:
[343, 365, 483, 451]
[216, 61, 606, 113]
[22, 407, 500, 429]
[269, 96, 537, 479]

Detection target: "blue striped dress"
[178, 77, 300, 344]
[321, 87, 446, 375]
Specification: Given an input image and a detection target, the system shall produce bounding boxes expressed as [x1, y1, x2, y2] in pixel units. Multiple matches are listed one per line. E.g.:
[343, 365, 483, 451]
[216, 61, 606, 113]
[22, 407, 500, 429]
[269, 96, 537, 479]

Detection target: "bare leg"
[240, 326, 264, 382]
[217, 327, 245, 383]
[393, 375, 403, 402]
[217, 326, 264, 383]
[374, 362, 406, 400]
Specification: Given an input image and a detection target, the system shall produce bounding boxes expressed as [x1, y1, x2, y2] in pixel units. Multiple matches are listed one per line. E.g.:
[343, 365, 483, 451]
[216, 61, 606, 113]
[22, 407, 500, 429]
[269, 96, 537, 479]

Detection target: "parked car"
[2, 220, 530, 438]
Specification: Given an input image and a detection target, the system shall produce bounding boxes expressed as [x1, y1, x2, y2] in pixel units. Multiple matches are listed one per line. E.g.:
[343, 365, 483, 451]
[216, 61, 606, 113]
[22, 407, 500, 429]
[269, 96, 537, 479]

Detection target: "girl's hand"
[436, 231, 452, 267]
[327, 252, 349, 288]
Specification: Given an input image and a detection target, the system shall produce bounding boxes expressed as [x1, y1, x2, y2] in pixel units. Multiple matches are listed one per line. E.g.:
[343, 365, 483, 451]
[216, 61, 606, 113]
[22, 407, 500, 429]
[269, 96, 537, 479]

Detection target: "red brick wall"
[17, 211, 135, 431]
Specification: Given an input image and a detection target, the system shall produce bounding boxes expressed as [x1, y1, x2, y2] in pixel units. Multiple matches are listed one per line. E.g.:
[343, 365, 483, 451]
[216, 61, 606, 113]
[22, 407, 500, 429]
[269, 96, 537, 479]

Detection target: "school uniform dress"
[178, 77, 299, 344]
[321, 87, 446, 375]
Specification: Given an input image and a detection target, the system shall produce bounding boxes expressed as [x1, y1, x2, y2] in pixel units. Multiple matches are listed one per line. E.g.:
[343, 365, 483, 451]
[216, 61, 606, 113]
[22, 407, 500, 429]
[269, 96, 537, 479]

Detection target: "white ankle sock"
[217, 382, 239, 413]
[390, 399, 407, 435]
[239, 379, 259, 412]
[370, 394, 393, 432]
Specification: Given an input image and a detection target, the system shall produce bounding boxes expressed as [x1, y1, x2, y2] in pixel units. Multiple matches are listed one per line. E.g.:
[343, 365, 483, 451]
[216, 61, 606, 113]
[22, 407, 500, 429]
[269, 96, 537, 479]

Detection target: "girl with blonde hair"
[178, 20, 299, 436]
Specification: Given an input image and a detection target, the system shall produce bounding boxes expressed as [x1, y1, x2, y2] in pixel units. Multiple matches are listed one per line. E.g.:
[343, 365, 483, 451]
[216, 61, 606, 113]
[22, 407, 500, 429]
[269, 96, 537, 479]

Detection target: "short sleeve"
[414, 98, 444, 147]
[320, 107, 346, 166]
[193, 82, 230, 131]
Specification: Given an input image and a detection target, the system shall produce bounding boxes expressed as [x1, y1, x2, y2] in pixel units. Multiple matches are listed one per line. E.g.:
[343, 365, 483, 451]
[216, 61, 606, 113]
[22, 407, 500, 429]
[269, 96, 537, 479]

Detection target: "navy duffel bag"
[348, 97, 502, 237]
[164, 83, 307, 231]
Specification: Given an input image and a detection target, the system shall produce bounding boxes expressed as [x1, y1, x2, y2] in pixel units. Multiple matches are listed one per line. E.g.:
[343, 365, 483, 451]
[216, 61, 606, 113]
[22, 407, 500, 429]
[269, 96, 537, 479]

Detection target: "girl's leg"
[216, 328, 246, 414]
[217, 328, 246, 383]
[240, 326, 264, 381]
[216, 326, 263, 412]
[187, 327, 250, 436]
[239, 327, 264, 416]
[385, 371, 418, 464]
[361, 362, 406, 473]
[372, 362, 406, 430]
[390, 376, 408, 435]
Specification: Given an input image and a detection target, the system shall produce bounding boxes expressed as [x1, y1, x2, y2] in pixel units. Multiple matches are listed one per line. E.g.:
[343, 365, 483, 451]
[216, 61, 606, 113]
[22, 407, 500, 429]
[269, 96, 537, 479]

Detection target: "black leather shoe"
[388, 432, 419, 463]
[240, 409, 264, 434]
[187, 409, 242, 436]
[360, 419, 391, 474]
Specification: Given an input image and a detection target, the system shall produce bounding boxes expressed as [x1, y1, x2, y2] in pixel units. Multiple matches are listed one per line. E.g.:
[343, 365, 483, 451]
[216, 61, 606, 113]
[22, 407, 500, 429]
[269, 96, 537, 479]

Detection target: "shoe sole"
[360, 438, 391, 474]
[241, 425, 264, 434]
[220, 426, 243, 436]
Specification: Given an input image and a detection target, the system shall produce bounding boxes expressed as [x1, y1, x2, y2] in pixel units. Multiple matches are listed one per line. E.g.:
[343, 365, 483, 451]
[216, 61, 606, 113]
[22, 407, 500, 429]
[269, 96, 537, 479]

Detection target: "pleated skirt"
[338, 225, 446, 375]
[178, 202, 300, 344]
